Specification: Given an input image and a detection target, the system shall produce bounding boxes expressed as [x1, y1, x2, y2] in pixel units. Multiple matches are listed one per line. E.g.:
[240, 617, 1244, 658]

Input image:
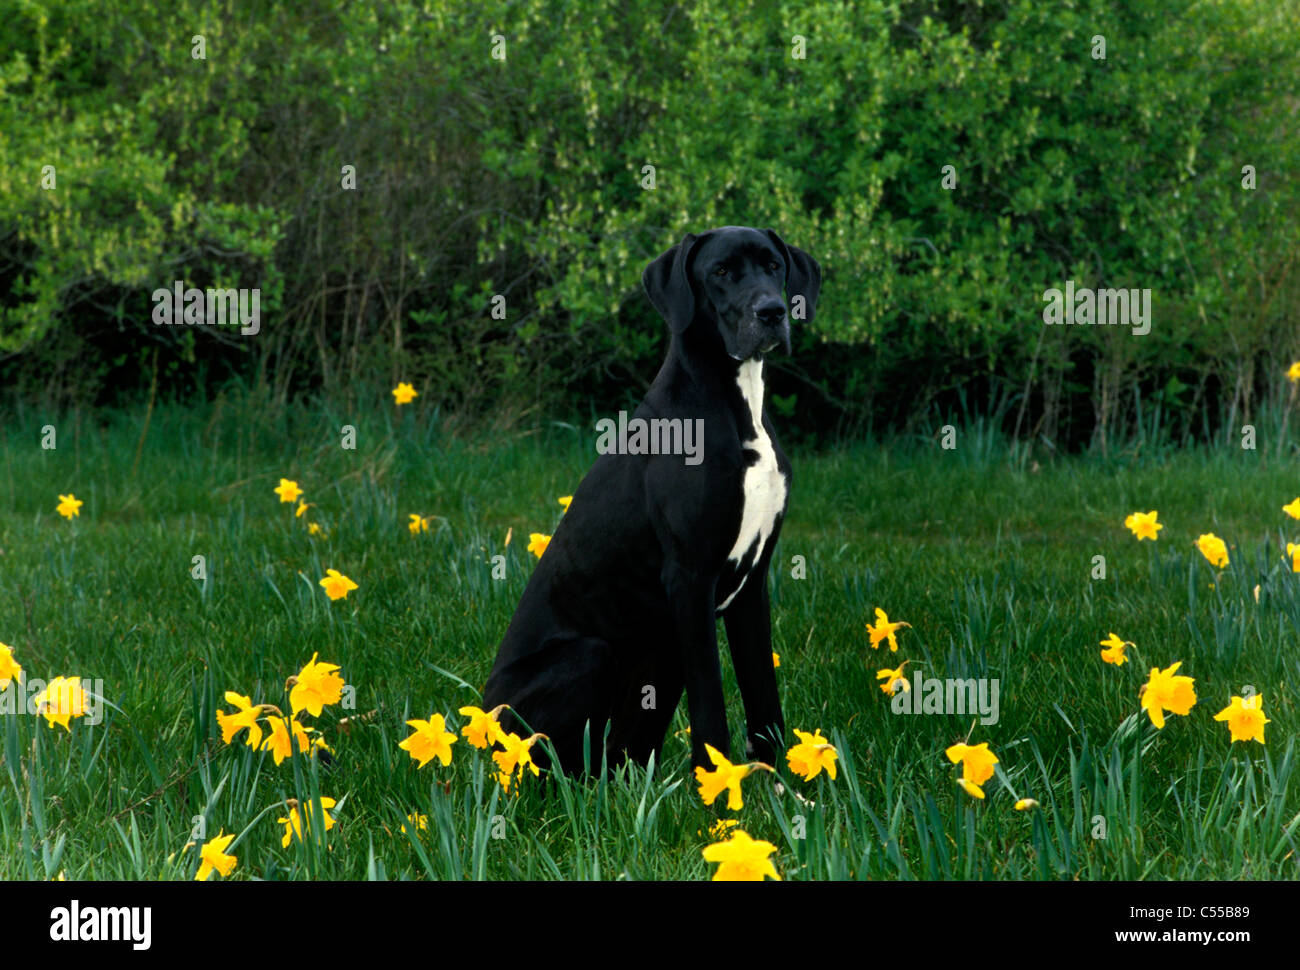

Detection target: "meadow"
[1, 392, 1297, 881]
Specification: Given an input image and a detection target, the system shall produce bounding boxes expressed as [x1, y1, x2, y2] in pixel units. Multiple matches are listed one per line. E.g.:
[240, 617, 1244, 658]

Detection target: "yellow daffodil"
[1139, 661, 1197, 728]
[0, 642, 23, 688]
[1213, 693, 1269, 744]
[408, 514, 432, 535]
[1287, 543, 1300, 573]
[877, 661, 909, 695]
[946, 741, 999, 799]
[695, 743, 762, 810]
[195, 831, 237, 881]
[786, 729, 838, 781]
[772, 652, 780, 668]
[527, 533, 551, 558]
[1099, 633, 1132, 666]
[1287, 361, 1300, 383]
[56, 494, 83, 519]
[401, 813, 428, 834]
[1014, 798, 1039, 811]
[1284, 498, 1300, 520]
[319, 568, 358, 601]
[1195, 533, 1229, 568]
[866, 607, 910, 652]
[261, 715, 312, 764]
[33, 676, 88, 730]
[493, 732, 544, 790]
[216, 692, 264, 749]
[308, 522, 325, 538]
[399, 713, 458, 768]
[392, 382, 419, 405]
[289, 653, 345, 717]
[274, 479, 302, 504]
[558, 495, 573, 511]
[278, 797, 337, 847]
[458, 704, 509, 749]
[702, 829, 780, 881]
[1123, 510, 1162, 541]
[495, 771, 521, 793]
[295, 501, 314, 519]
[705, 818, 740, 839]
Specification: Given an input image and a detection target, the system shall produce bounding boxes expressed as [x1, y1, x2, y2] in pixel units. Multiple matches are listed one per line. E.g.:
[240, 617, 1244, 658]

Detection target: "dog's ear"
[643, 232, 701, 334]
[764, 228, 822, 324]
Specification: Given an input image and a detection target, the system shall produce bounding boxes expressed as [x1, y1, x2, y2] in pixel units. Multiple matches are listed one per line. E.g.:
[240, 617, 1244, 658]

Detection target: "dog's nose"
[755, 298, 787, 326]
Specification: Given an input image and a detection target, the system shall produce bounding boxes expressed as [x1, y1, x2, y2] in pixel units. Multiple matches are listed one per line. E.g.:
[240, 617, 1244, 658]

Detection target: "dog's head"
[642, 226, 821, 362]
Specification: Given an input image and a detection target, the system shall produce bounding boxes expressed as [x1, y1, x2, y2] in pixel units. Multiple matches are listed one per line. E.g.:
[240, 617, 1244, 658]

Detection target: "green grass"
[1, 394, 1298, 880]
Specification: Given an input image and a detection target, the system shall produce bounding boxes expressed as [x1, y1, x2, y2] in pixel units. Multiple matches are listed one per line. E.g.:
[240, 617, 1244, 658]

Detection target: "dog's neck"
[661, 331, 767, 439]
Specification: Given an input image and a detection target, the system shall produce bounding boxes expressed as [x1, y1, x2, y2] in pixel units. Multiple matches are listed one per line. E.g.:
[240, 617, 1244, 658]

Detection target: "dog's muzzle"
[727, 297, 791, 360]
[755, 298, 791, 356]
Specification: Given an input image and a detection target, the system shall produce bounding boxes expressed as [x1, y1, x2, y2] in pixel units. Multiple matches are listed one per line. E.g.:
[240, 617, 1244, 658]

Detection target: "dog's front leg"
[662, 562, 729, 767]
[723, 572, 785, 767]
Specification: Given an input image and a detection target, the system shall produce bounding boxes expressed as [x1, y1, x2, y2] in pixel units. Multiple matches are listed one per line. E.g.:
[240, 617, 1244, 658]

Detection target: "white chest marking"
[717, 359, 787, 611]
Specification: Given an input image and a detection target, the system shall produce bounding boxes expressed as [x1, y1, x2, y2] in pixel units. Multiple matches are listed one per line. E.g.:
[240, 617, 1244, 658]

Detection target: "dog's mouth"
[729, 316, 790, 361]
[761, 326, 791, 357]
[729, 344, 774, 362]
[729, 339, 783, 362]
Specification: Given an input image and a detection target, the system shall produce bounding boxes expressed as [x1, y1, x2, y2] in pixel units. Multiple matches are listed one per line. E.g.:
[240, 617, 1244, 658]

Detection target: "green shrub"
[0, 0, 1296, 447]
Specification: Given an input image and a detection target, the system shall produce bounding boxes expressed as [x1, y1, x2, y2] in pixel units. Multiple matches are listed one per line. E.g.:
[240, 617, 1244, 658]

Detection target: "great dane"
[483, 226, 821, 772]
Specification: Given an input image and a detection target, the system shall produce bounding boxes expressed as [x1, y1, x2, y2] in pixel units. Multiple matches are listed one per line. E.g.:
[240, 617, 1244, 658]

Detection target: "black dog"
[483, 226, 820, 772]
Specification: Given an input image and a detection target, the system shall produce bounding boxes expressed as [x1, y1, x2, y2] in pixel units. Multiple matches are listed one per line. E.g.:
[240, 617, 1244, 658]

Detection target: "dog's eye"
[714, 266, 728, 277]
[768, 261, 781, 273]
